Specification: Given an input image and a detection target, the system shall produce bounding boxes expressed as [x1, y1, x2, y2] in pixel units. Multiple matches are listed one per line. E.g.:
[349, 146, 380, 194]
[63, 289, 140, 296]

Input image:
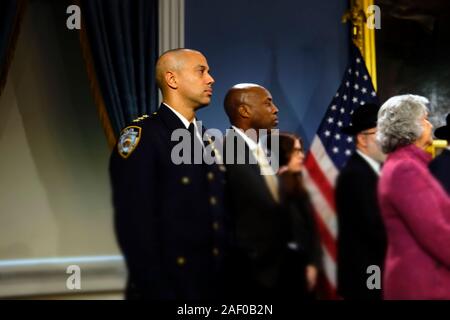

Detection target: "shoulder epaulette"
[132, 114, 150, 123]
[117, 113, 158, 158]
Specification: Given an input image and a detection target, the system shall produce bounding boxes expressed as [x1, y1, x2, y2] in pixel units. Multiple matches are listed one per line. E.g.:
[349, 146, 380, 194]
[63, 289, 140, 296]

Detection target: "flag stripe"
[303, 168, 337, 238]
[312, 207, 337, 261]
[318, 258, 341, 300]
[305, 152, 336, 211]
[303, 44, 379, 299]
[322, 244, 337, 288]
[309, 137, 339, 186]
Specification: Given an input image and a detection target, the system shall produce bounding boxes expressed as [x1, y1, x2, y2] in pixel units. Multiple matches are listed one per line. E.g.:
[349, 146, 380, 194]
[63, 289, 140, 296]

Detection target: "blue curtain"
[0, 0, 25, 96]
[80, 0, 159, 138]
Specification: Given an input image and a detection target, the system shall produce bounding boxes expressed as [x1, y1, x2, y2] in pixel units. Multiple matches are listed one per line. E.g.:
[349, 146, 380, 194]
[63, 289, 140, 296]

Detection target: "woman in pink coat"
[377, 94, 450, 299]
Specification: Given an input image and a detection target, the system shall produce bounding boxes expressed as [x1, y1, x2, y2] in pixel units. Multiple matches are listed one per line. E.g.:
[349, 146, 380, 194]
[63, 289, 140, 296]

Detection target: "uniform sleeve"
[110, 127, 174, 299]
[390, 160, 450, 267]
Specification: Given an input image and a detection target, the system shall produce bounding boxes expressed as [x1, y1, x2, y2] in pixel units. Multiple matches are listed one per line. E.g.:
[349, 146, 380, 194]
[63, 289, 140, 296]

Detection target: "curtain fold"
[0, 0, 26, 97]
[79, 0, 159, 148]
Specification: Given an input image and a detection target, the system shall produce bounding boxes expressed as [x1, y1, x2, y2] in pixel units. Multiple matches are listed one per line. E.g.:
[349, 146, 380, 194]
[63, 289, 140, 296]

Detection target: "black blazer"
[335, 152, 387, 300]
[429, 149, 450, 195]
[110, 104, 227, 300]
[279, 172, 323, 269]
[222, 129, 306, 298]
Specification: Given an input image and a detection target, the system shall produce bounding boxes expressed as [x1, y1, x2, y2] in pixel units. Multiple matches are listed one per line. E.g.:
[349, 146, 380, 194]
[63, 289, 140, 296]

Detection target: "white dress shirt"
[231, 126, 279, 202]
[163, 102, 204, 144]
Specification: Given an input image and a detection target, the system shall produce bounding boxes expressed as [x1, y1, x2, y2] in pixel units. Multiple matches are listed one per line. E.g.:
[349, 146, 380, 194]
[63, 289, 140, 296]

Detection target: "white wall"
[0, 0, 119, 267]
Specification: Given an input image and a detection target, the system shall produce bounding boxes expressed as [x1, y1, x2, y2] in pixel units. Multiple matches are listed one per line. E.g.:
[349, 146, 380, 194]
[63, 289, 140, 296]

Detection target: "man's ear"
[356, 133, 366, 148]
[238, 105, 251, 119]
[165, 71, 177, 89]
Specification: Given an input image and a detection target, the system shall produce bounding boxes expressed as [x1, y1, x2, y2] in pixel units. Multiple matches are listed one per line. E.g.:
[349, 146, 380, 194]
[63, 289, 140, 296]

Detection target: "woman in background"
[273, 132, 322, 299]
[377, 94, 450, 299]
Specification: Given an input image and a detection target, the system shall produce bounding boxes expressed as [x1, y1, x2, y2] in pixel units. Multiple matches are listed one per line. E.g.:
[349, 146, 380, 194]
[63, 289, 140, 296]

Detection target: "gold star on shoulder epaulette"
[132, 114, 150, 123]
[117, 126, 142, 159]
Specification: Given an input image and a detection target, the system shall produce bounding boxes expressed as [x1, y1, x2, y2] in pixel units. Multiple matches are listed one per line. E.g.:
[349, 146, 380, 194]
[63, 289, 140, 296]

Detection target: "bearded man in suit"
[336, 103, 387, 300]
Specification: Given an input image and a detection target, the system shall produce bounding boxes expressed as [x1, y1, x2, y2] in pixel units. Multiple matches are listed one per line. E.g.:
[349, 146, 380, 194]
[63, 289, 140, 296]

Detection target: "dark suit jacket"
[110, 104, 227, 300]
[279, 172, 323, 269]
[223, 129, 306, 299]
[429, 149, 450, 195]
[335, 152, 387, 300]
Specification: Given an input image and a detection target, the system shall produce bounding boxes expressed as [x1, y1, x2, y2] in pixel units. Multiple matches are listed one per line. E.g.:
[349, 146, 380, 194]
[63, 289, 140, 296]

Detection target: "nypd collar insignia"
[118, 126, 142, 159]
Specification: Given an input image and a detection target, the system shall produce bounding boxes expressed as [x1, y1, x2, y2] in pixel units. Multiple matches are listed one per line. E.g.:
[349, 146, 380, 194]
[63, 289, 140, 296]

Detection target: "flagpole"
[342, 0, 377, 91]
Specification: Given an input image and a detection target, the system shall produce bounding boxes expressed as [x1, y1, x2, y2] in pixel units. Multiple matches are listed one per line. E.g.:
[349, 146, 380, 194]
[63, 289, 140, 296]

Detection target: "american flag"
[303, 44, 379, 299]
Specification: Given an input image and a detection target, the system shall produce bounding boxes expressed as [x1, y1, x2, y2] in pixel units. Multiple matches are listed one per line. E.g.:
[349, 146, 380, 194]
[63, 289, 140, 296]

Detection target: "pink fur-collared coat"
[378, 144, 450, 299]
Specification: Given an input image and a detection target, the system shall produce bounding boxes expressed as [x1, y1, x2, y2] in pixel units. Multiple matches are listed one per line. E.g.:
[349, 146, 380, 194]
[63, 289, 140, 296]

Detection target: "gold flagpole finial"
[342, 0, 378, 91]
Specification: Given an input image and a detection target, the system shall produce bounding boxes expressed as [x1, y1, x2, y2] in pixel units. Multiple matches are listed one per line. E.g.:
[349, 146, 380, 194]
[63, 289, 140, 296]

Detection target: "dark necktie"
[188, 122, 203, 164]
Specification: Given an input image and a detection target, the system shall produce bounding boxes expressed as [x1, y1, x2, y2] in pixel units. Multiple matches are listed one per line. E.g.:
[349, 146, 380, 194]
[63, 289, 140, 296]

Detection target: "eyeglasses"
[361, 131, 377, 135]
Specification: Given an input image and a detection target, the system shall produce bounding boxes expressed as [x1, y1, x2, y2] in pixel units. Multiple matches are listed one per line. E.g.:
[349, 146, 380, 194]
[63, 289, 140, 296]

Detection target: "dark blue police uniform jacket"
[110, 104, 227, 300]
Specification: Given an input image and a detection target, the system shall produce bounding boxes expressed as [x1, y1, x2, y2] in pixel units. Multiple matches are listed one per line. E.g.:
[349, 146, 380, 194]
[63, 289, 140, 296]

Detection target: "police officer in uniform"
[110, 49, 227, 300]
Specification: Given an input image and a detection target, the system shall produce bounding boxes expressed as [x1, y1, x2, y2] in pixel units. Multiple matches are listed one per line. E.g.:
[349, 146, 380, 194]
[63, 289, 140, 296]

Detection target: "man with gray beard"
[336, 103, 387, 300]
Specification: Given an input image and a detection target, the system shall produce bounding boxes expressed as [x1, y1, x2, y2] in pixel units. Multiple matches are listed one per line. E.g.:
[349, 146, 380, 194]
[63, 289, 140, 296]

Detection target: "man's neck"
[163, 98, 196, 123]
[232, 123, 260, 142]
[356, 149, 381, 175]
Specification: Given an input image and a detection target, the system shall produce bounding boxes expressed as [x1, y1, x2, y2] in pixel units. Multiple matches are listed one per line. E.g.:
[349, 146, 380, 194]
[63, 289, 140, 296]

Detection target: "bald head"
[155, 48, 214, 113]
[224, 83, 279, 130]
[224, 83, 264, 123]
[155, 48, 202, 92]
